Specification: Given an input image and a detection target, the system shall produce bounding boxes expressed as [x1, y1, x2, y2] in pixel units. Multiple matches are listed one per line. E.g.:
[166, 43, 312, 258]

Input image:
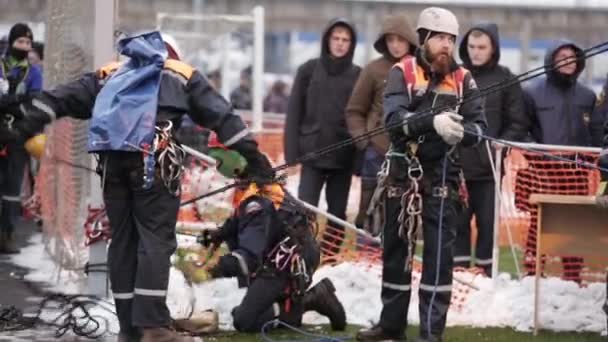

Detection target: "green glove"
[208, 147, 248, 178]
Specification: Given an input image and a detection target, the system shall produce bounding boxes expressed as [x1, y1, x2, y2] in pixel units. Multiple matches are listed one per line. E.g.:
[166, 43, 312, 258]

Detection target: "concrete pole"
[87, 0, 117, 298]
[519, 16, 532, 75]
[363, 5, 377, 64]
[252, 6, 265, 132]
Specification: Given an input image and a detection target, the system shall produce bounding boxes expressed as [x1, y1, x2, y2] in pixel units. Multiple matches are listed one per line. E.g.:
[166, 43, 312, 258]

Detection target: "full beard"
[425, 50, 452, 75]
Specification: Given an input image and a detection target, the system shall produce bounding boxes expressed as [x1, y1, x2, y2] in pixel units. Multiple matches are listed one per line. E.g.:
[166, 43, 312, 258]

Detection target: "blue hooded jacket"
[523, 39, 602, 147]
[87, 31, 167, 153]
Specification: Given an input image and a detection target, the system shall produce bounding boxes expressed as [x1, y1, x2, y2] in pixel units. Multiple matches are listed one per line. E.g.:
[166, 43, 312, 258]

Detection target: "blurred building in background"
[1, 0, 607, 92]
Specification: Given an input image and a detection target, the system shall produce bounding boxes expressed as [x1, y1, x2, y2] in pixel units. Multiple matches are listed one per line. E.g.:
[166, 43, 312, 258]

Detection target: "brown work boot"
[174, 309, 219, 334]
[141, 327, 194, 342]
[356, 325, 406, 341]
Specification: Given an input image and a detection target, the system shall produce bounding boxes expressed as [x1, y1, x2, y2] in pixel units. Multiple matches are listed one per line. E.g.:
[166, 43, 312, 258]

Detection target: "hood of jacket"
[544, 39, 585, 88]
[320, 17, 357, 75]
[459, 21, 500, 71]
[373, 14, 418, 62]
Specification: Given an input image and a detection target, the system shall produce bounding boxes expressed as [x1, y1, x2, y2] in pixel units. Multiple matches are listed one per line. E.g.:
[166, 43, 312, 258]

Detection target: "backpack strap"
[395, 56, 417, 100]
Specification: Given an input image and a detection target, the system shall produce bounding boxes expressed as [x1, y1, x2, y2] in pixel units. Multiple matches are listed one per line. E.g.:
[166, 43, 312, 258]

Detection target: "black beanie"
[8, 23, 33, 47]
[417, 28, 451, 45]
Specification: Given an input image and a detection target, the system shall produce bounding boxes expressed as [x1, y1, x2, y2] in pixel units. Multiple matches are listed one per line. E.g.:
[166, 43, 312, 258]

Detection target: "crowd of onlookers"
[1, 13, 607, 341]
[280, 13, 608, 274]
[2, 16, 607, 269]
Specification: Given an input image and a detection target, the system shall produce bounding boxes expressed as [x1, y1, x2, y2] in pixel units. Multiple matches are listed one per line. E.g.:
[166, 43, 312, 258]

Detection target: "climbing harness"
[266, 235, 309, 292]
[268, 236, 299, 272]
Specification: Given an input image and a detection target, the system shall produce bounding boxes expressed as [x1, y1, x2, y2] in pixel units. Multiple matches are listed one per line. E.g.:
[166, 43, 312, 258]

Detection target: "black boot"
[356, 325, 406, 341]
[302, 278, 346, 331]
[117, 329, 141, 342]
[0, 231, 5, 253]
[0, 231, 19, 254]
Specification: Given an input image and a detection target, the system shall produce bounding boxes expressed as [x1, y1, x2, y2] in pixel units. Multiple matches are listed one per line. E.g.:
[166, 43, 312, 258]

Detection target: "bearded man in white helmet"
[356, 7, 486, 342]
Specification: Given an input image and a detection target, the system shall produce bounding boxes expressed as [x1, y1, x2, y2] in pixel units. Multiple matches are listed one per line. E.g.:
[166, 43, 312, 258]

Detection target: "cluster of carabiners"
[155, 120, 186, 196]
[397, 151, 424, 272]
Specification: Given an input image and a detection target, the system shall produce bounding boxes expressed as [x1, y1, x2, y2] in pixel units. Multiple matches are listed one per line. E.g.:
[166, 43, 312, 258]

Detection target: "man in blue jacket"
[522, 40, 603, 283]
[0, 22, 42, 254]
[523, 40, 603, 147]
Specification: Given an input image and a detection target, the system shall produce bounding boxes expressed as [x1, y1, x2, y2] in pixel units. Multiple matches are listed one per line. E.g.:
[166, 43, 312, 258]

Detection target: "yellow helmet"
[25, 134, 46, 159]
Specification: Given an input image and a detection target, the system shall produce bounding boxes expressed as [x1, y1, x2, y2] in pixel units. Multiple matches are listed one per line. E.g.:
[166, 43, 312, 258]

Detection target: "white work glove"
[433, 112, 464, 145]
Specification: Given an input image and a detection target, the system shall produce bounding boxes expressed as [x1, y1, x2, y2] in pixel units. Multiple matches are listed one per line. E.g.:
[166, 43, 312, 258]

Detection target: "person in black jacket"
[0, 31, 273, 342]
[0, 23, 43, 254]
[284, 18, 361, 258]
[356, 7, 486, 342]
[202, 182, 346, 333]
[454, 22, 528, 275]
[597, 74, 608, 125]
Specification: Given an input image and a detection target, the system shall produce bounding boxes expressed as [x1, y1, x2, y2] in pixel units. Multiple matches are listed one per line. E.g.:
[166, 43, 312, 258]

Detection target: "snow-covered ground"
[10, 233, 607, 336]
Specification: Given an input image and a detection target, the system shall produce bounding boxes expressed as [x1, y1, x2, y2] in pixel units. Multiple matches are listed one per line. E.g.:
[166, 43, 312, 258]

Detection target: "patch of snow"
[11, 234, 85, 295]
[10, 234, 607, 336]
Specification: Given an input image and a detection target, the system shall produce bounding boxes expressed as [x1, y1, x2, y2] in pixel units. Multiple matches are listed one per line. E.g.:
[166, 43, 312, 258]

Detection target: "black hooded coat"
[458, 22, 528, 180]
[284, 18, 361, 169]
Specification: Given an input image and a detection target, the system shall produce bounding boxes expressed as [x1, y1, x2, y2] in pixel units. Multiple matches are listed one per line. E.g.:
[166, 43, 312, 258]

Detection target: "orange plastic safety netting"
[34, 0, 97, 270]
[499, 146, 605, 284]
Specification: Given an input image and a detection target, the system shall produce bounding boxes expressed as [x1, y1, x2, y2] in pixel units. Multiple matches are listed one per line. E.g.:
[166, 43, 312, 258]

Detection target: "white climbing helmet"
[416, 7, 459, 38]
